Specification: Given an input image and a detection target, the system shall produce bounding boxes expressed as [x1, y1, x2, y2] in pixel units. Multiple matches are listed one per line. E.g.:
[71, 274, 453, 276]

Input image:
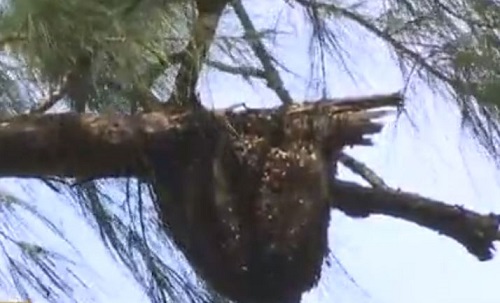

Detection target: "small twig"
[331, 179, 500, 261]
[338, 152, 390, 189]
[39, 177, 69, 193]
[206, 59, 266, 78]
[29, 86, 66, 114]
[229, 2, 402, 197]
[231, 0, 293, 105]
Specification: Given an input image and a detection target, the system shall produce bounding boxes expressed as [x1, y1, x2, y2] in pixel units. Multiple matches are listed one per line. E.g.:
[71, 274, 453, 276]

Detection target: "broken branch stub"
[147, 94, 401, 303]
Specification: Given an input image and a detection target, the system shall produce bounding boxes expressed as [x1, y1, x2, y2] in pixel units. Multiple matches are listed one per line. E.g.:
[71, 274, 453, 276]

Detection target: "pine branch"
[331, 179, 500, 261]
[110, 1, 230, 112]
[231, 0, 293, 105]
[206, 59, 266, 78]
[30, 57, 97, 114]
[166, 0, 230, 108]
[338, 152, 390, 189]
[30, 63, 96, 113]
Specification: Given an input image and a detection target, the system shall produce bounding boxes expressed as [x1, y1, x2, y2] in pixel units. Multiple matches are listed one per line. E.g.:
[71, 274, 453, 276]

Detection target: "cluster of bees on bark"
[150, 102, 384, 302]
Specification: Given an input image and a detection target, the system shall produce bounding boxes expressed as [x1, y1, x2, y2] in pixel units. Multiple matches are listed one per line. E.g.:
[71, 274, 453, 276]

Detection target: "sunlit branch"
[0, 92, 399, 178]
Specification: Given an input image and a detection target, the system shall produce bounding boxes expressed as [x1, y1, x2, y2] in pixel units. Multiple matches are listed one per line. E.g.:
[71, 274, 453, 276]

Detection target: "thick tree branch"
[0, 92, 397, 178]
[0, 112, 147, 178]
[1, 92, 499, 263]
[331, 179, 500, 261]
[228, 2, 499, 260]
[206, 59, 266, 78]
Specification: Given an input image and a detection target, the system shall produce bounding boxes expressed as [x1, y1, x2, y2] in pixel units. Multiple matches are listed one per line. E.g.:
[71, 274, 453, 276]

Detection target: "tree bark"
[0, 93, 398, 178]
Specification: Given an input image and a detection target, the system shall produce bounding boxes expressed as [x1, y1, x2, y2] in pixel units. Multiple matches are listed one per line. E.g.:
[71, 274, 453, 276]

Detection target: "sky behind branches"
[0, 1, 499, 302]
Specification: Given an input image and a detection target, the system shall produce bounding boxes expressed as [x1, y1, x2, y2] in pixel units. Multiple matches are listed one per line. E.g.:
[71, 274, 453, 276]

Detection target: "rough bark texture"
[0, 112, 151, 178]
[0, 106, 216, 178]
[0, 94, 396, 179]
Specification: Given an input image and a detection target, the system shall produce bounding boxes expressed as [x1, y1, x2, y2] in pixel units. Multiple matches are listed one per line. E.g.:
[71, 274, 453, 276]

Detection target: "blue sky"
[0, 0, 500, 302]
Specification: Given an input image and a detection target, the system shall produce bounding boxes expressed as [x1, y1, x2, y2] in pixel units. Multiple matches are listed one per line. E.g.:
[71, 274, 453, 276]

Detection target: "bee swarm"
[147, 97, 396, 303]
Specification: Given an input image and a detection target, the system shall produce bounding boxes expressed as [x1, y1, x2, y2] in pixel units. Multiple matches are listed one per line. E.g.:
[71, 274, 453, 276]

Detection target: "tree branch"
[0, 92, 398, 178]
[331, 179, 500, 261]
[3, 93, 500, 263]
[30, 87, 65, 114]
[29, 73, 82, 114]
[231, 0, 293, 105]
[166, 0, 230, 108]
[206, 59, 266, 78]
[338, 152, 390, 189]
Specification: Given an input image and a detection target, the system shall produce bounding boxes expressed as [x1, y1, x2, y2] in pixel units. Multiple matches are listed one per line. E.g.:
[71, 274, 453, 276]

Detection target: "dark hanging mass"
[146, 101, 387, 303]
